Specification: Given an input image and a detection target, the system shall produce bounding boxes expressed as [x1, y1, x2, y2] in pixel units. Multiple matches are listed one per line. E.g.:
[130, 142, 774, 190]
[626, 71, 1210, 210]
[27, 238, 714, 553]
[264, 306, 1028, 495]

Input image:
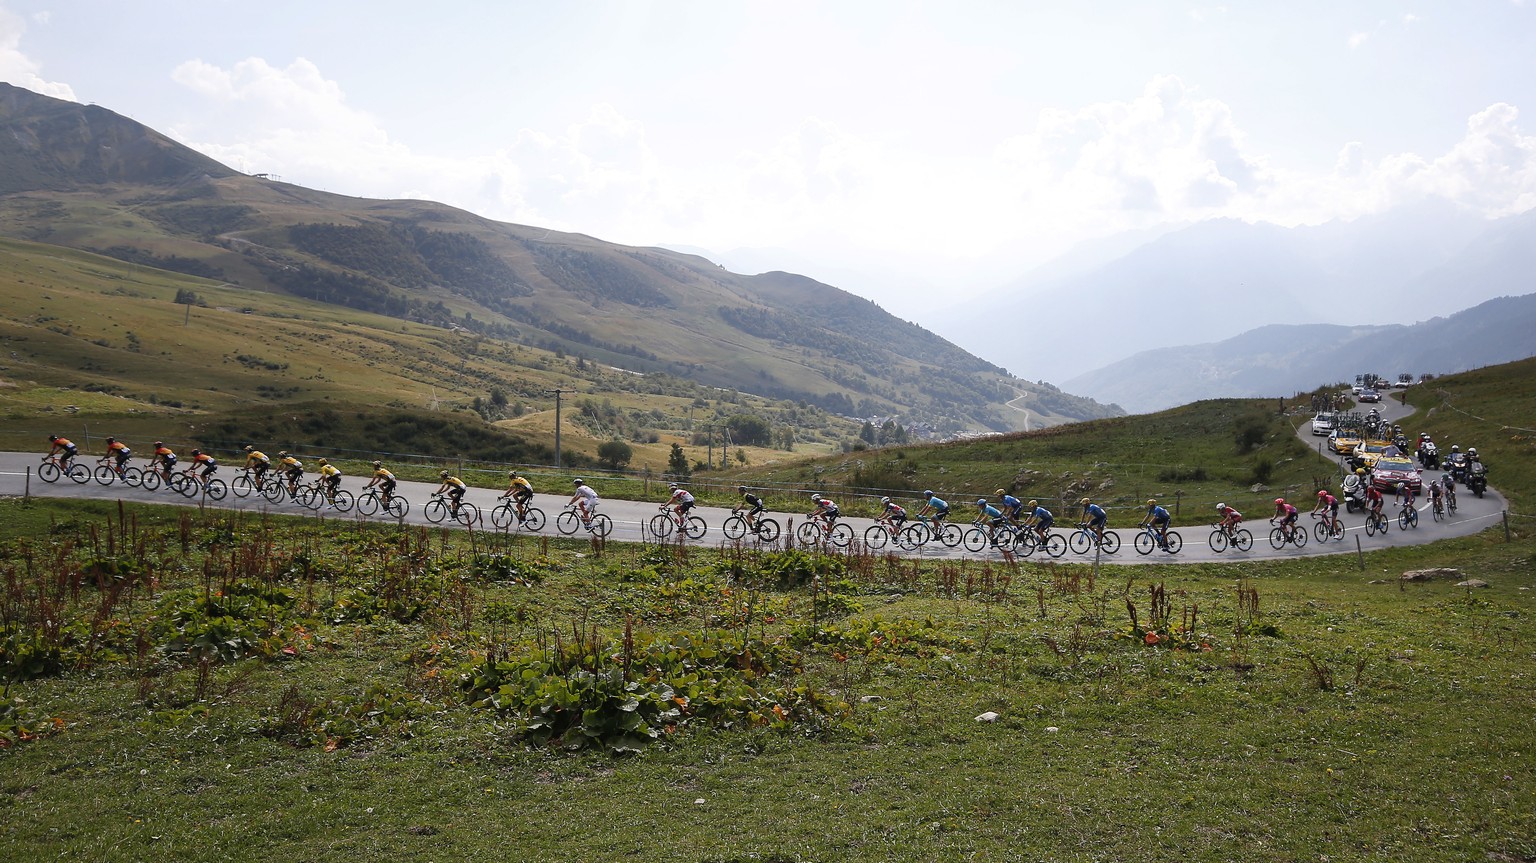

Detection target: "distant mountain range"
[1063, 292, 1536, 413]
[0, 82, 1120, 431]
[930, 201, 1536, 391]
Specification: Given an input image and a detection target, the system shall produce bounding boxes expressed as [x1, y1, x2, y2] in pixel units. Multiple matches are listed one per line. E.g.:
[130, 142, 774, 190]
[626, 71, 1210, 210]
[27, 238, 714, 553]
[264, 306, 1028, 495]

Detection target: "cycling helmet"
[1274, 498, 1285, 505]
[977, 498, 988, 506]
[1317, 490, 1327, 498]
[573, 478, 585, 486]
[243, 445, 253, 452]
[1027, 499, 1038, 508]
[737, 486, 747, 493]
[810, 493, 821, 501]
[278, 451, 288, 457]
[668, 483, 678, 490]
[48, 434, 58, 442]
[372, 460, 382, 468]
[509, 471, 519, 478]
[1216, 503, 1226, 511]
[106, 437, 115, 444]
[923, 489, 934, 498]
[995, 488, 1007, 496]
[1395, 482, 1405, 491]
[880, 496, 891, 505]
[317, 458, 328, 465]
[1146, 499, 1156, 506]
[191, 449, 201, 456]
[1080, 497, 1091, 505]
[439, 470, 450, 478]
[153, 441, 163, 448]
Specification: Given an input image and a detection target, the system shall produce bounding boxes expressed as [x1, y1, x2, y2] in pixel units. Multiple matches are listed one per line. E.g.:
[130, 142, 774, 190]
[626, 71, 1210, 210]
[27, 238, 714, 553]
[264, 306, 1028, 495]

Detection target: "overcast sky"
[3, 1, 1535, 317]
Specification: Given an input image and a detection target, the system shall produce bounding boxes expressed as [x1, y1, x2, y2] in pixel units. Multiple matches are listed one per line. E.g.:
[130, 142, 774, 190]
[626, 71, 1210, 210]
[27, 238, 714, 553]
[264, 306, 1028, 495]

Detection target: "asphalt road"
[0, 430, 1508, 567]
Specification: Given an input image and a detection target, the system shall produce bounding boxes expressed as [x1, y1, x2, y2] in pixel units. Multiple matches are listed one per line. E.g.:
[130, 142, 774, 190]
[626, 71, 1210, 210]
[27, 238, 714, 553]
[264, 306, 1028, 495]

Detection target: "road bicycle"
[92, 455, 142, 487]
[1362, 507, 1390, 537]
[424, 492, 480, 526]
[961, 520, 1018, 553]
[1005, 523, 1066, 558]
[1430, 494, 1445, 522]
[490, 495, 545, 530]
[357, 486, 409, 518]
[1311, 512, 1345, 542]
[556, 504, 612, 537]
[38, 454, 89, 484]
[139, 463, 188, 493]
[861, 518, 923, 551]
[1267, 519, 1309, 549]
[905, 514, 962, 549]
[230, 468, 272, 499]
[1134, 522, 1183, 555]
[295, 478, 354, 513]
[723, 509, 782, 542]
[795, 516, 853, 549]
[650, 506, 707, 540]
[1397, 500, 1419, 530]
[175, 470, 228, 500]
[1207, 522, 1253, 553]
[261, 473, 305, 505]
[1068, 522, 1122, 555]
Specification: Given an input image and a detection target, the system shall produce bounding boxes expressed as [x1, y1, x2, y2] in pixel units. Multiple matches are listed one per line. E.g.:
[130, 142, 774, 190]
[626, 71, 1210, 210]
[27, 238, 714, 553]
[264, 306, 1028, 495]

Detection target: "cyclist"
[1141, 498, 1172, 548]
[47, 434, 78, 470]
[1081, 497, 1109, 543]
[152, 441, 177, 485]
[1270, 497, 1299, 540]
[996, 489, 1024, 523]
[504, 472, 535, 522]
[876, 496, 908, 535]
[277, 451, 304, 494]
[976, 497, 1005, 526]
[182, 449, 218, 485]
[1441, 471, 1457, 510]
[1364, 482, 1385, 522]
[807, 494, 840, 533]
[1395, 481, 1416, 513]
[1427, 478, 1444, 514]
[569, 478, 599, 529]
[918, 490, 950, 531]
[317, 458, 343, 502]
[735, 486, 766, 532]
[661, 482, 695, 524]
[1215, 502, 1243, 536]
[243, 446, 271, 484]
[104, 436, 132, 474]
[1311, 489, 1340, 534]
[365, 460, 397, 503]
[1023, 499, 1055, 542]
[434, 470, 468, 517]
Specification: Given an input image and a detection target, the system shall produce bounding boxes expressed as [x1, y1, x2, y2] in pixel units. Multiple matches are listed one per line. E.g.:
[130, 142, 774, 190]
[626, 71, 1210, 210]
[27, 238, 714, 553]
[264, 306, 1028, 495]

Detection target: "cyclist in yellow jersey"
[316, 457, 342, 499]
[366, 460, 397, 502]
[243, 446, 271, 483]
[435, 470, 468, 516]
[277, 451, 304, 493]
[504, 471, 534, 521]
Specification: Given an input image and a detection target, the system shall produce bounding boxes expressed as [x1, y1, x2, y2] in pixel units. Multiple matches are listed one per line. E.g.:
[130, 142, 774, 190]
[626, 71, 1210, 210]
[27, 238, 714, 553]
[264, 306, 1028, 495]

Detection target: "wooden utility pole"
[546, 388, 573, 468]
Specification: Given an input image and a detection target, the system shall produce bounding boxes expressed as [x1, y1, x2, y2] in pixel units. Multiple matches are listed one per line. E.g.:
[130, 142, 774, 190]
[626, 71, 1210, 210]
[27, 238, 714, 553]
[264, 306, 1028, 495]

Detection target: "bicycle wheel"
[684, 516, 707, 540]
[140, 470, 161, 491]
[331, 489, 355, 513]
[1398, 509, 1410, 530]
[962, 527, 988, 552]
[829, 523, 853, 548]
[232, 474, 256, 498]
[1292, 528, 1307, 548]
[38, 461, 60, 483]
[122, 467, 143, 488]
[1135, 530, 1156, 555]
[1431, 503, 1442, 522]
[1407, 508, 1418, 529]
[205, 479, 228, 501]
[66, 463, 88, 484]
[1268, 527, 1287, 550]
[863, 524, 889, 550]
[491, 504, 515, 529]
[523, 507, 546, 531]
[755, 518, 780, 542]
[1312, 520, 1328, 543]
[295, 486, 319, 509]
[387, 497, 409, 519]
[556, 510, 581, 535]
[898, 524, 927, 550]
[795, 521, 820, 545]
[991, 529, 1016, 552]
[259, 479, 284, 504]
[456, 502, 481, 526]
[1099, 531, 1121, 554]
[1163, 531, 1182, 554]
[1232, 529, 1252, 552]
[935, 523, 963, 548]
[358, 493, 381, 516]
[94, 464, 117, 486]
[1070, 530, 1093, 554]
[425, 499, 449, 524]
[1042, 532, 1067, 558]
[650, 513, 678, 538]
[725, 516, 750, 540]
[1208, 529, 1229, 553]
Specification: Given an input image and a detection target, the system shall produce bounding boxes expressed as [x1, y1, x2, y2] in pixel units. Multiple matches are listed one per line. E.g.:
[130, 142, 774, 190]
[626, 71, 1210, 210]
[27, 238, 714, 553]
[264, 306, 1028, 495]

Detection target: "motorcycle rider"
[1341, 468, 1365, 509]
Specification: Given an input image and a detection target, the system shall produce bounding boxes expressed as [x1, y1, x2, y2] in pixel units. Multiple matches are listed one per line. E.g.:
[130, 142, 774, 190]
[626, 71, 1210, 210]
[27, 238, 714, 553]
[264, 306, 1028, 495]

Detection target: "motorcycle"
[1444, 452, 1469, 483]
[1468, 461, 1488, 498]
[1417, 441, 1439, 470]
[1343, 483, 1368, 514]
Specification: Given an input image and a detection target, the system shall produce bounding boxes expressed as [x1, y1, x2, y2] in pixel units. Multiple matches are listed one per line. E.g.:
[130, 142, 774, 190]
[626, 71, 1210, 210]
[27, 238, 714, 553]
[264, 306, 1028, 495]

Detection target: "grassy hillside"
[1403, 356, 1536, 511]
[0, 237, 854, 470]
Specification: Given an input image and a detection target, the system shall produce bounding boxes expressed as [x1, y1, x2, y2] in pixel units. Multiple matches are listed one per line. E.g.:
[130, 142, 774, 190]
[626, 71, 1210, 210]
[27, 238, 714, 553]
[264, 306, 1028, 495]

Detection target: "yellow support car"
[1354, 439, 1397, 469]
[1328, 429, 1361, 455]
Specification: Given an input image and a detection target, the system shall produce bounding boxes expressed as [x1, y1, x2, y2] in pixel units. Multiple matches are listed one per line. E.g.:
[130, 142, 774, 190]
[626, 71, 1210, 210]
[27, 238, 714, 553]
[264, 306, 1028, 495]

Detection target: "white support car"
[1311, 412, 1335, 436]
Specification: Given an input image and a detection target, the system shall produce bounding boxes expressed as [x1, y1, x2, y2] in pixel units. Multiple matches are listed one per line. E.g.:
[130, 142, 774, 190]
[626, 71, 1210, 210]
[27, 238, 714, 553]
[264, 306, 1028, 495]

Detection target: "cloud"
[0, 6, 75, 100]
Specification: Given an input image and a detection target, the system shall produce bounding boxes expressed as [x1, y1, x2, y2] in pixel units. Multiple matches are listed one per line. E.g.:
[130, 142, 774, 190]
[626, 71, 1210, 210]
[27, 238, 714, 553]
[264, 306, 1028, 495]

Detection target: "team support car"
[1358, 389, 1382, 403]
[1329, 429, 1361, 455]
[1311, 412, 1336, 436]
[1371, 454, 1422, 493]
[1354, 440, 1398, 470]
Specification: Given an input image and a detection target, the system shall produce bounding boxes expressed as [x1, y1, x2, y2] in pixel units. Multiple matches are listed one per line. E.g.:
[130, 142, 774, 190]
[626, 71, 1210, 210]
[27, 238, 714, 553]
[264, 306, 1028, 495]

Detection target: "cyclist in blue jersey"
[975, 498, 1005, 525]
[1080, 497, 1108, 542]
[918, 490, 950, 530]
[996, 489, 1024, 523]
[1022, 499, 1054, 541]
[1142, 499, 1172, 548]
